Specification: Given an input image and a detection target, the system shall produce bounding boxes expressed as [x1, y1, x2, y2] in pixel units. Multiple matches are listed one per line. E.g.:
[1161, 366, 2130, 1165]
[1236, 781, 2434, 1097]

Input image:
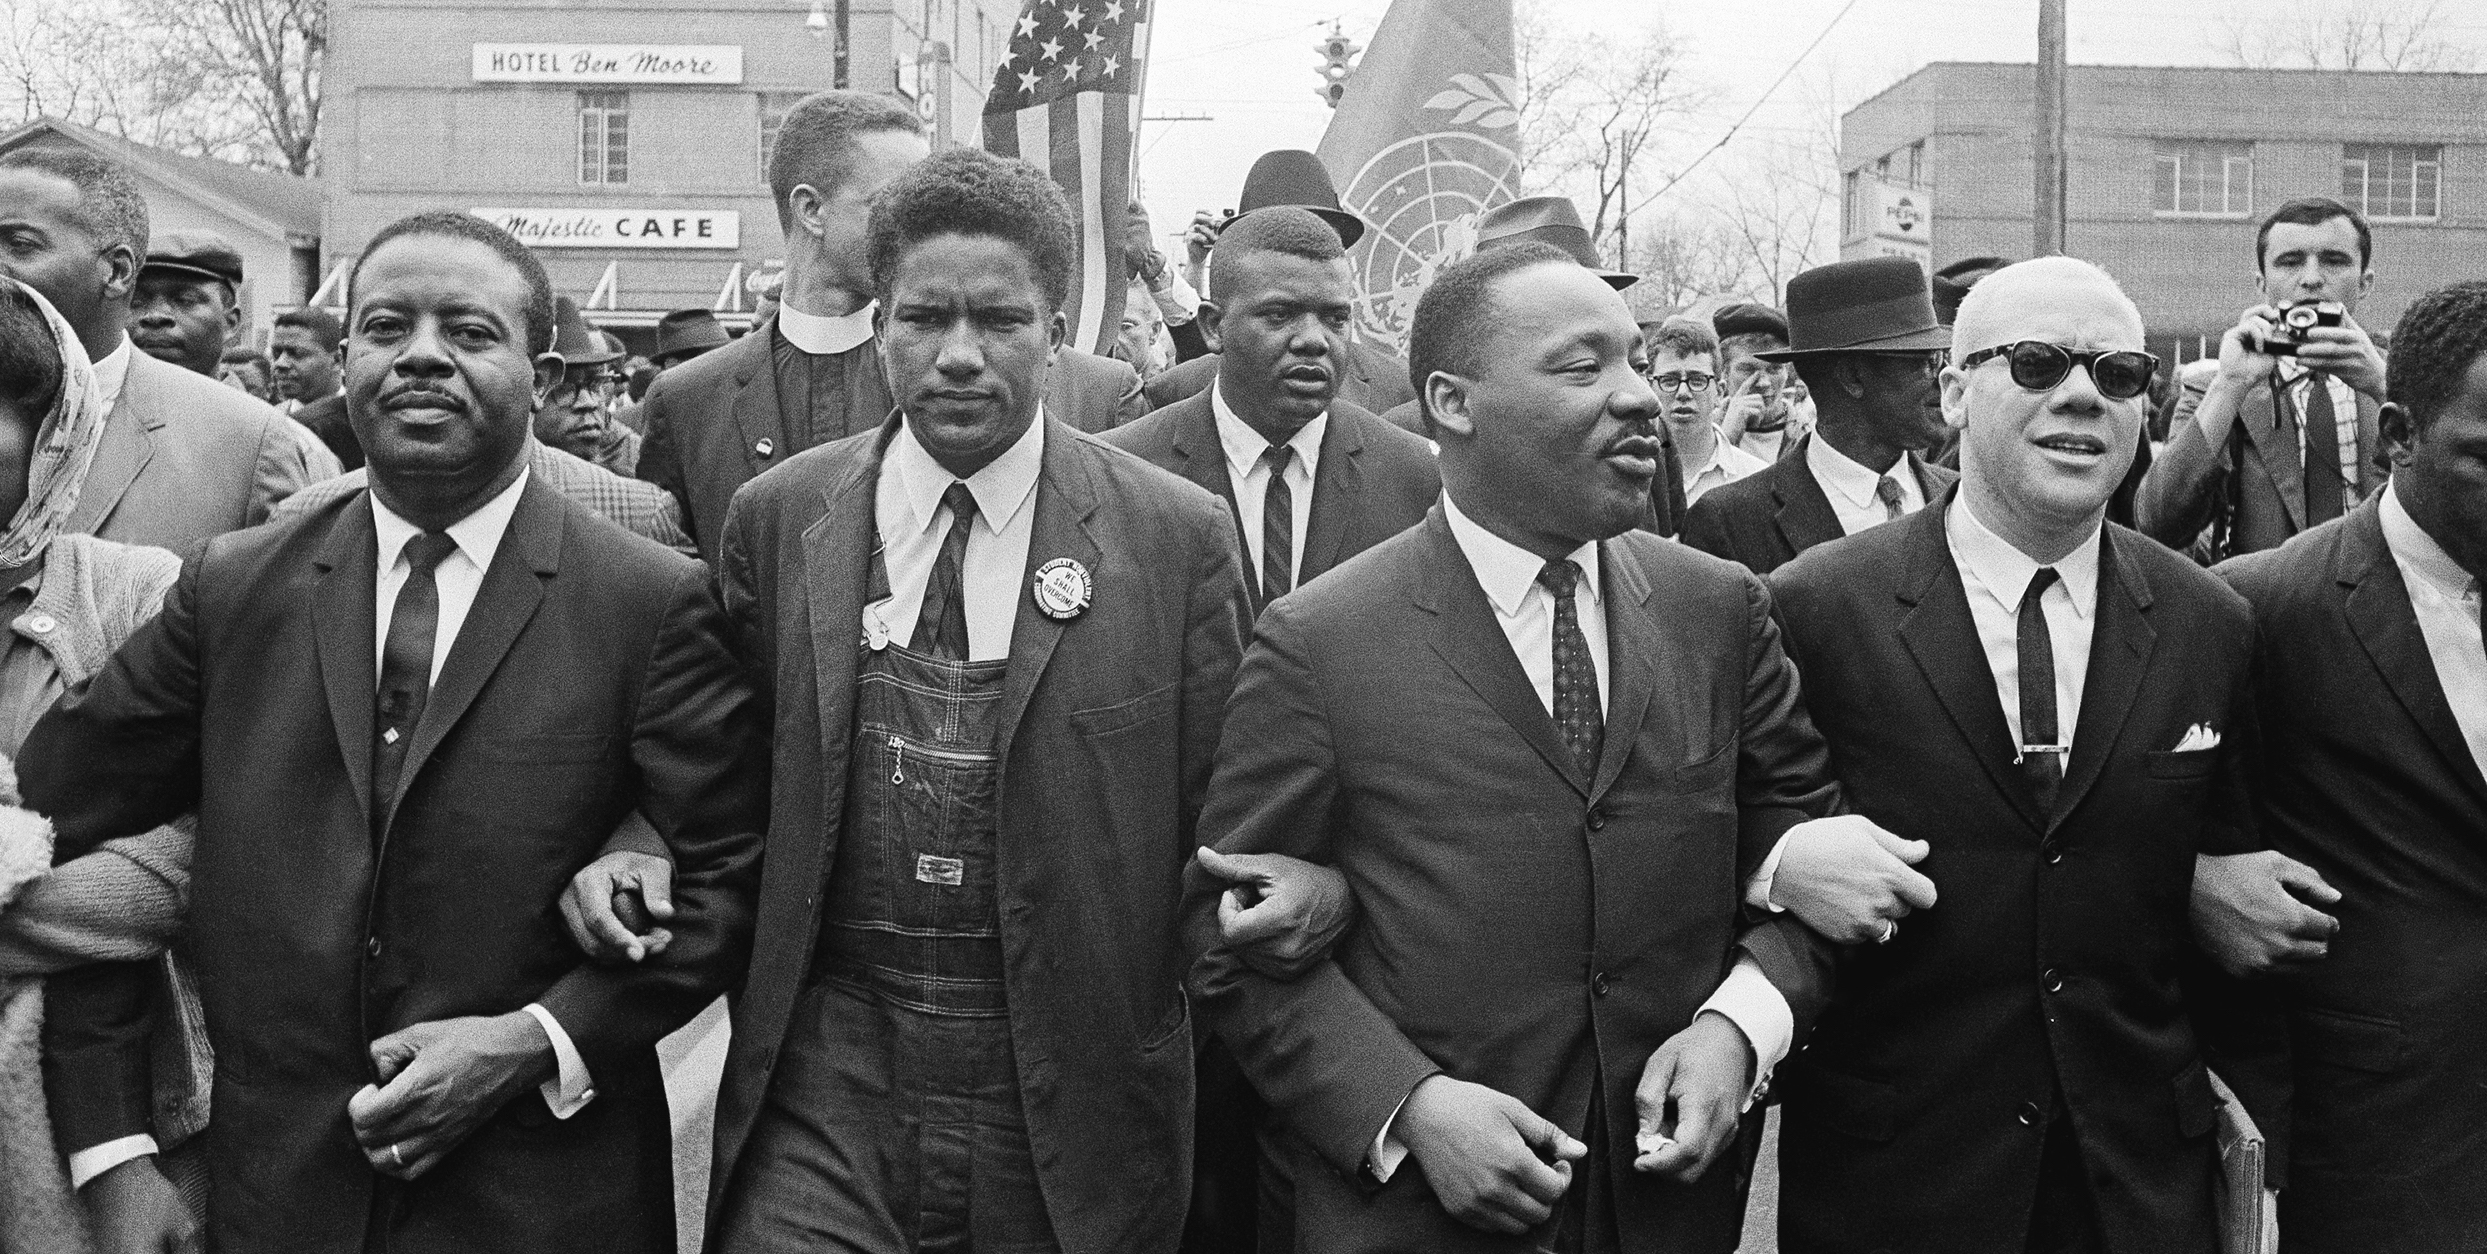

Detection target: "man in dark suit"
[1766, 257, 2281, 1253]
[637, 93, 1144, 563]
[707, 150, 1250, 1253]
[1185, 242, 1847, 1253]
[2139, 197, 2389, 559]
[1681, 256, 1956, 576]
[28, 211, 766, 1254]
[2215, 281, 2487, 1252]
[0, 148, 333, 552]
[276, 306, 366, 470]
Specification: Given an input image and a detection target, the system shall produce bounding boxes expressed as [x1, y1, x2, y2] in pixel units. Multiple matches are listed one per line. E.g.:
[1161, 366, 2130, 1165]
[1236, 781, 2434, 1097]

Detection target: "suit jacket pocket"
[2171, 1057, 2218, 1139]
[1070, 681, 1178, 737]
[2145, 748, 2217, 780]
[1651, 737, 1736, 795]
[1789, 1062, 1899, 1143]
[2296, 1005, 2405, 1075]
[1138, 986, 1190, 1054]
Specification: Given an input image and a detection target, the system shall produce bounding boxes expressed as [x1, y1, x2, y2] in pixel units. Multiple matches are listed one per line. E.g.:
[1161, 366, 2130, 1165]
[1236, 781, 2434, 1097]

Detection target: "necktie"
[2301, 375, 2346, 525]
[1875, 475, 1906, 523]
[373, 532, 458, 818]
[912, 483, 978, 659]
[1537, 560, 1603, 779]
[1260, 443, 1296, 602]
[2018, 567, 2065, 817]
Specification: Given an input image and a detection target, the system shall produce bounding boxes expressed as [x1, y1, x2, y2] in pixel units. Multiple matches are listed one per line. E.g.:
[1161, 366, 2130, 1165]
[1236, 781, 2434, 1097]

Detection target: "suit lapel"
[1588, 542, 1658, 805]
[1301, 408, 1365, 583]
[2354, 392, 2385, 498]
[995, 419, 1104, 756]
[1772, 442, 1845, 561]
[1892, 506, 2045, 832]
[2338, 509, 2487, 808]
[63, 362, 160, 536]
[2239, 382, 2307, 531]
[384, 478, 561, 827]
[2050, 531, 2157, 829]
[1168, 397, 1253, 599]
[1909, 452, 1958, 503]
[1416, 510, 1587, 797]
[310, 495, 380, 816]
[801, 423, 887, 839]
[731, 327, 791, 473]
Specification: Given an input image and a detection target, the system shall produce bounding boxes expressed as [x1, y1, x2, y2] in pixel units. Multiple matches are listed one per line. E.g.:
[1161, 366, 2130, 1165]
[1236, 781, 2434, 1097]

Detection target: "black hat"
[142, 230, 244, 289]
[1476, 196, 1637, 290]
[1711, 302, 1788, 344]
[1930, 255, 2011, 326]
[652, 308, 730, 365]
[1225, 150, 1366, 249]
[551, 297, 622, 367]
[1756, 256, 1952, 361]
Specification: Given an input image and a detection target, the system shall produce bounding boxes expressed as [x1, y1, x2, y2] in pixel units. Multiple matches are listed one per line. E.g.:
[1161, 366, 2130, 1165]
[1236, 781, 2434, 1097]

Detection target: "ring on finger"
[386, 1143, 406, 1169]
[1875, 919, 1898, 944]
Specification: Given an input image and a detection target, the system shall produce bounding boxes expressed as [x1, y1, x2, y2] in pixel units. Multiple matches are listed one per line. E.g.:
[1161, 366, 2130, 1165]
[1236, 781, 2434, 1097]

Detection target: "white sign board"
[474, 208, 742, 250]
[472, 44, 743, 84]
[1872, 182, 1933, 246]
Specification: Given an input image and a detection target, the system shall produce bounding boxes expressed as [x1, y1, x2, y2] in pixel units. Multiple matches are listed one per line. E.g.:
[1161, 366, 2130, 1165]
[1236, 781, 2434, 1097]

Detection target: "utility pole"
[2034, 0, 2068, 255]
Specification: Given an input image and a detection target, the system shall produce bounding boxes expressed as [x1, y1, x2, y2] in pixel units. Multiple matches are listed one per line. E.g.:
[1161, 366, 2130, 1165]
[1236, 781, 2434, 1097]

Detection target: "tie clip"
[2015, 743, 2069, 764]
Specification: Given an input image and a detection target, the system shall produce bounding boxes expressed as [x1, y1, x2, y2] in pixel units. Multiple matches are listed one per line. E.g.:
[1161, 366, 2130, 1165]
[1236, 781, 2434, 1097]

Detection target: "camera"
[2257, 300, 2345, 357]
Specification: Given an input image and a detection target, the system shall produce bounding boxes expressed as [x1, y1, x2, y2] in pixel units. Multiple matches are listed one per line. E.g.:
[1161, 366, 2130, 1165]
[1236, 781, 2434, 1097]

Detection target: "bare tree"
[132, 0, 326, 173]
[0, 0, 324, 173]
[2214, 0, 2479, 72]
[1514, 3, 1701, 267]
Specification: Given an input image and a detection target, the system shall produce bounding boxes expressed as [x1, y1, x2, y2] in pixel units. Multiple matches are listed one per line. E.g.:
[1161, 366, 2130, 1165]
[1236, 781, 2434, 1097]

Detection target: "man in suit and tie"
[2214, 281, 2487, 1252]
[1681, 256, 1957, 576]
[706, 149, 1251, 1252]
[29, 210, 767, 1254]
[1765, 257, 2283, 1253]
[0, 147, 332, 552]
[2139, 197, 2388, 559]
[1184, 241, 1851, 1253]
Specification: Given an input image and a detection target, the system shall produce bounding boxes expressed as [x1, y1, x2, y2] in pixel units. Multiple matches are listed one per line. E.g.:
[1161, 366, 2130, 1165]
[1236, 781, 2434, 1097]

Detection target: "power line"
[1644, 0, 1865, 202]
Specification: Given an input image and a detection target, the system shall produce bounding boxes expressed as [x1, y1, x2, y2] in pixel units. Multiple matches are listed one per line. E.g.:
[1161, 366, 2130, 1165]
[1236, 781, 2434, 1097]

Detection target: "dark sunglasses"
[1961, 341, 2158, 401]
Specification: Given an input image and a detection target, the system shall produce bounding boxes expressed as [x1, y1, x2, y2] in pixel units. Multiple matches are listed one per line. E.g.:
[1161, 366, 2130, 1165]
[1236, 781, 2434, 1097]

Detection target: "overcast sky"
[1132, 0, 2487, 250]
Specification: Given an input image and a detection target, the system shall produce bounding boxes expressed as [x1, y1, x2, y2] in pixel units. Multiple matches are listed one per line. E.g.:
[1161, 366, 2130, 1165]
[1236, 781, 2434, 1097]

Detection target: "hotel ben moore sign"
[475, 208, 742, 250]
[472, 44, 743, 84]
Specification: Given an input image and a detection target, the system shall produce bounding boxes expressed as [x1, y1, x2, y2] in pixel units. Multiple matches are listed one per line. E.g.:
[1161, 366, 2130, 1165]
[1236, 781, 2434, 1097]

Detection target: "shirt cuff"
[68, 1134, 159, 1189]
[1367, 1091, 1414, 1183]
[522, 1003, 597, 1119]
[1697, 956, 1794, 1111]
[1151, 270, 1201, 325]
[1746, 828, 1797, 913]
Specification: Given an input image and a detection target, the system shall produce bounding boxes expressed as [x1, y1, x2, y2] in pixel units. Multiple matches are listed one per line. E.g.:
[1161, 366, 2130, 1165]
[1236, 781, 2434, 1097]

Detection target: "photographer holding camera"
[2138, 196, 2389, 558]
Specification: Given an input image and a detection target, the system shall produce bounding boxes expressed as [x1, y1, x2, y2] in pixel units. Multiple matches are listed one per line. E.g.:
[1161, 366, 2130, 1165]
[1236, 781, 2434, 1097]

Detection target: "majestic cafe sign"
[472, 208, 744, 250]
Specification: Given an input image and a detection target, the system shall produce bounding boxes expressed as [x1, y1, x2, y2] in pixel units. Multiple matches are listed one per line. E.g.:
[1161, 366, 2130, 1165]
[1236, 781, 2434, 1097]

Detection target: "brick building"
[322, 0, 1011, 347]
[1839, 63, 2487, 362]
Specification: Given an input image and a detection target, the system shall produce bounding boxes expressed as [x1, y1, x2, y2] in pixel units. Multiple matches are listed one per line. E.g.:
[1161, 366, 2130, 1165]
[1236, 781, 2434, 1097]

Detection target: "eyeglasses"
[547, 371, 623, 405]
[1650, 371, 1717, 394]
[1960, 341, 2158, 401]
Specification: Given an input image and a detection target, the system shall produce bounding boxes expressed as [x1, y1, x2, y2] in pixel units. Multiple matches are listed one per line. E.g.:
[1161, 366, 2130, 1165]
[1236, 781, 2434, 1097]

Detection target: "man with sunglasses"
[1761, 257, 2284, 1254]
[1682, 256, 1957, 577]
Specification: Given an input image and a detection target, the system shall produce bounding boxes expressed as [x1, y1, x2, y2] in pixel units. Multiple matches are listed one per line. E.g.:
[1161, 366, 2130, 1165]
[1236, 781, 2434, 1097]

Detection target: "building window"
[2154, 142, 2253, 216]
[578, 91, 629, 186]
[757, 92, 804, 184]
[2342, 144, 2440, 220]
[1871, 141, 1927, 190]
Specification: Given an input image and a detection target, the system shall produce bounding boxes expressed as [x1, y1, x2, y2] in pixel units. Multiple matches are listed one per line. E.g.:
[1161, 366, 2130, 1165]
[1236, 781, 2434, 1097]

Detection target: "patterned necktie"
[2018, 567, 2065, 817]
[912, 483, 978, 659]
[1537, 559, 1603, 778]
[1875, 475, 1906, 523]
[1260, 443, 1296, 603]
[2301, 376, 2346, 525]
[373, 531, 458, 818]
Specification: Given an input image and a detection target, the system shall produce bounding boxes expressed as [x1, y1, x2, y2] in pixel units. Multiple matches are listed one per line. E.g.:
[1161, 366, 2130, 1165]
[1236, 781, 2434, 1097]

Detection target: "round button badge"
[1031, 558, 1092, 620]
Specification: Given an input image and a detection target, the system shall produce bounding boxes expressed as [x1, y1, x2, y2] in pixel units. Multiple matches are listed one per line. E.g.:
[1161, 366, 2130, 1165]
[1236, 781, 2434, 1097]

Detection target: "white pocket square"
[2170, 723, 2221, 752]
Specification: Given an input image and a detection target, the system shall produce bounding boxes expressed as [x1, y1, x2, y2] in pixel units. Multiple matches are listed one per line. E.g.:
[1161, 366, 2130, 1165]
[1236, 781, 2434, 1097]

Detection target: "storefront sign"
[471, 44, 743, 84]
[473, 208, 742, 250]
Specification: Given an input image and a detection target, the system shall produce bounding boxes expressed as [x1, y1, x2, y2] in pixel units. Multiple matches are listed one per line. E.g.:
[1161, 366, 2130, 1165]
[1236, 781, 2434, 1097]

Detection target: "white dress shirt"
[1212, 383, 1324, 593]
[1361, 493, 1792, 1182]
[88, 333, 134, 414]
[1946, 494, 2101, 752]
[2277, 361, 2364, 503]
[866, 412, 1045, 662]
[1682, 424, 1771, 506]
[1808, 435, 1926, 537]
[776, 300, 877, 355]
[2379, 482, 2487, 776]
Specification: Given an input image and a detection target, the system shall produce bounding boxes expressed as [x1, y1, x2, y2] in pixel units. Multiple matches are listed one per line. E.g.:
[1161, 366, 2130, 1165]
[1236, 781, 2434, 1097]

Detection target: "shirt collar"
[890, 408, 1047, 538]
[776, 301, 877, 355]
[1946, 492, 2102, 620]
[2380, 480, 2478, 602]
[89, 334, 134, 410]
[1441, 490, 1601, 617]
[370, 466, 533, 577]
[1210, 382, 1326, 482]
[1806, 434, 1909, 511]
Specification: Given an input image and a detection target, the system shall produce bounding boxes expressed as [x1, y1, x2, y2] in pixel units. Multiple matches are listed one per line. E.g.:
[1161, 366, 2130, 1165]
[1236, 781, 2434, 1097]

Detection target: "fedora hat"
[1930, 255, 2011, 326]
[652, 308, 731, 365]
[1756, 255, 1952, 361]
[1476, 196, 1636, 290]
[1224, 150, 1366, 249]
[550, 297, 622, 367]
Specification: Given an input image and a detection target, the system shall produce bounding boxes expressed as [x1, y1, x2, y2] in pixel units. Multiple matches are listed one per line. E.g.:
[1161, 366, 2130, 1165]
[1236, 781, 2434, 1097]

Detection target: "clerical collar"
[776, 301, 876, 355]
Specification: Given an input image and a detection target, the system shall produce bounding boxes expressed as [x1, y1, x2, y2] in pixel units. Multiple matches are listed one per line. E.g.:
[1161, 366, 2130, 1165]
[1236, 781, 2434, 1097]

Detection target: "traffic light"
[1316, 28, 1359, 108]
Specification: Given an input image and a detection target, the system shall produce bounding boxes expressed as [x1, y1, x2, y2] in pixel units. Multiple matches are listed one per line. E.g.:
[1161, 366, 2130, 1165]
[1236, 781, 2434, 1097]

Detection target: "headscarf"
[0, 278, 110, 570]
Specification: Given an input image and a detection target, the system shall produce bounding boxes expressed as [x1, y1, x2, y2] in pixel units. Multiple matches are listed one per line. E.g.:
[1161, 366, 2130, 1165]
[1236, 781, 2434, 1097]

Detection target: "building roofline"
[1845, 59, 2487, 118]
[0, 117, 321, 243]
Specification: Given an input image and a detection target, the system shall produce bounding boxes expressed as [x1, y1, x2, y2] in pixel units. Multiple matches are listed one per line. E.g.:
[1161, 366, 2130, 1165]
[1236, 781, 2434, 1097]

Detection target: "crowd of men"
[0, 84, 2476, 1254]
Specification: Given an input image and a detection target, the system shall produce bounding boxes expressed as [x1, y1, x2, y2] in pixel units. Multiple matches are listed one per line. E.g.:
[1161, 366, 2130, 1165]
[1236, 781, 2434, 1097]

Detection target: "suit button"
[2041, 840, 2063, 864]
[1586, 809, 1606, 832]
[1591, 972, 1611, 997]
[2019, 1101, 2042, 1126]
[2043, 968, 2064, 994]
[366, 936, 383, 959]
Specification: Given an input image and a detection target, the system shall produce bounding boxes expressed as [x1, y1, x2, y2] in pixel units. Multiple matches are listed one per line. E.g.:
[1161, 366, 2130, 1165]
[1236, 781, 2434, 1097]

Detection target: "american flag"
[983, 0, 1150, 356]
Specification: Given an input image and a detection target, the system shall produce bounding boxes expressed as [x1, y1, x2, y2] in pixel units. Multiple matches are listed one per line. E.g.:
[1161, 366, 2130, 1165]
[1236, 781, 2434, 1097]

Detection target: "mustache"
[379, 384, 465, 411]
